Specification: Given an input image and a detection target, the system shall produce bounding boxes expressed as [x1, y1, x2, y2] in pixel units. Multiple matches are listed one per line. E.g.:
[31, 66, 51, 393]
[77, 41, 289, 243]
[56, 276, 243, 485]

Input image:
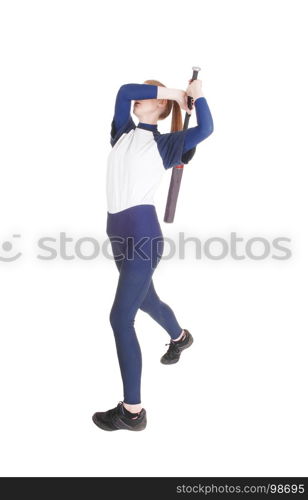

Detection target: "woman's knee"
[109, 306, 121, 331]
[139, 295, 162, 316]
[109, 305, 134, 333]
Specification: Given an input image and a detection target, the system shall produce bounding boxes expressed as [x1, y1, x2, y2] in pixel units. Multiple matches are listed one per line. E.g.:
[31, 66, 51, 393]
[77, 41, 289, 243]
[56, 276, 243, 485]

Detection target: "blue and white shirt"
[106, 83, 213, 214]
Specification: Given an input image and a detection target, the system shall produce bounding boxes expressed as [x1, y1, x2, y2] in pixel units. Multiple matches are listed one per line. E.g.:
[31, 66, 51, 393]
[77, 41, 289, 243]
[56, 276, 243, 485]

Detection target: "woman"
[92, 78, 214, 431]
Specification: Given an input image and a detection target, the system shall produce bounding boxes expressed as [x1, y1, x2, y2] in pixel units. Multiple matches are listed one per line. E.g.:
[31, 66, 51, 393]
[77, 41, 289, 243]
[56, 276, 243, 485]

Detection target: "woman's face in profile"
[133, 98, 157, 118]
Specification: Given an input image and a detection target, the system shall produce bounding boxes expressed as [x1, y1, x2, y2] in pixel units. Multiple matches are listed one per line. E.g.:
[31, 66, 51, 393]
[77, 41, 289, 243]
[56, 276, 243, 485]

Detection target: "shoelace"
[107, 401, 123, 419]
[165, 332, 187, 348]
[164, 340, 180, 354]
[164, 332, 188, 356]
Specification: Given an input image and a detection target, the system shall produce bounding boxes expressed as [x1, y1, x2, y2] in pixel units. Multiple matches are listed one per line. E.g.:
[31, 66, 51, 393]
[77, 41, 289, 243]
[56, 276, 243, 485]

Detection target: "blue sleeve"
[183, 97, 214, 152]
[110, 83, 158, 146]
[155, 97, 214, 169]
[155, 129, 190, 169]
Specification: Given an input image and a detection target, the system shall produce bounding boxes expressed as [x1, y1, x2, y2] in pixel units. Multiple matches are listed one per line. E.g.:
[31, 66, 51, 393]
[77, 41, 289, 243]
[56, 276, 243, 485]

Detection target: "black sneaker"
[92, 401, 147, 431]
[160, 329, 194, 365]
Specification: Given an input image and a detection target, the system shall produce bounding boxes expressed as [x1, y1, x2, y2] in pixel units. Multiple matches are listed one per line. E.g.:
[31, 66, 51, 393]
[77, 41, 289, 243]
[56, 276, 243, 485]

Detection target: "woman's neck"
[137, 122, 158, 131]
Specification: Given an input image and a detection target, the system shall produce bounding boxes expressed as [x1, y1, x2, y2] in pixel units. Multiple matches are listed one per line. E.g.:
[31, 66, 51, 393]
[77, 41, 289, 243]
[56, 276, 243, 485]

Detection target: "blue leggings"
[106, 204, 183, 404]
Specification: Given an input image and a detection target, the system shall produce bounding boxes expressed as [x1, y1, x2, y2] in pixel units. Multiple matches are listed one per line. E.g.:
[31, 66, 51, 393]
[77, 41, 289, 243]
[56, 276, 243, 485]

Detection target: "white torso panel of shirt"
[106, 127, 164, 214]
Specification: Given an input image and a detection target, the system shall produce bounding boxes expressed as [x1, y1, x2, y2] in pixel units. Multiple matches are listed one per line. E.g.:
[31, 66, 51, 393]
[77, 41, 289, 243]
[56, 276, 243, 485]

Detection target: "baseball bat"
[163, 66, 201, 223]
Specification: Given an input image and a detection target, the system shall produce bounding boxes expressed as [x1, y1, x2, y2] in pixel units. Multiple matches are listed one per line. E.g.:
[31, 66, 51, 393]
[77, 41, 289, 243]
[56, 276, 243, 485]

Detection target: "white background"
[0, 0, 307, 477]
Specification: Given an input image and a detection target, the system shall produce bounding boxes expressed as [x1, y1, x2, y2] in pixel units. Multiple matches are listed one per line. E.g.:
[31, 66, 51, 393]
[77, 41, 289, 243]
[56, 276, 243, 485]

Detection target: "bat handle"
[187, 66, 201, 110]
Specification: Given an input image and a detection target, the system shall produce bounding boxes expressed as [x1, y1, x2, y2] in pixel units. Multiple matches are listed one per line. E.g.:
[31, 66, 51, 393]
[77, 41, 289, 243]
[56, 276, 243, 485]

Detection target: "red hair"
[144, 79, 183, 132]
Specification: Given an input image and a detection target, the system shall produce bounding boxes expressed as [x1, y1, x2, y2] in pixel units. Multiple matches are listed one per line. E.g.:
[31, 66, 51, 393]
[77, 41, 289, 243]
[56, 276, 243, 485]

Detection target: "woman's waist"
[106, 203, 162, 237]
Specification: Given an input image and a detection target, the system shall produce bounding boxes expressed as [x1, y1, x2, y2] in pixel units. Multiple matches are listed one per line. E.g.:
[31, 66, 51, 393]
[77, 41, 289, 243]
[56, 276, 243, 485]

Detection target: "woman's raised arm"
[113, 84, 193, 132]
[113, 83, 158, 131]
[182, 96, 214, 152]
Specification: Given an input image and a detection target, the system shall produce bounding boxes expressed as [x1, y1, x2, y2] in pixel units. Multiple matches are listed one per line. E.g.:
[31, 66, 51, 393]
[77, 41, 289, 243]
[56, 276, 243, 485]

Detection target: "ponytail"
[143, 79, 183, 132]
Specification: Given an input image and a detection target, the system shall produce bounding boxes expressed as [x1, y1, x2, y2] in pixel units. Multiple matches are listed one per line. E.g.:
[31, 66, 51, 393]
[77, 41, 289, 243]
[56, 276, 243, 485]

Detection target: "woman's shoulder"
[110, 115, 136, 147]
[153, 129, 194, 169]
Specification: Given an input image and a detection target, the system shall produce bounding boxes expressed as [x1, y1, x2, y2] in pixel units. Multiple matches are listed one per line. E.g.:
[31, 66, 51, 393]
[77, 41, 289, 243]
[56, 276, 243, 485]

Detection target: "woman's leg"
[107, 204, 179, 404]
[110, 229, 183, 341]
[109, 252, 157, 406]
[139, 279, 183, 340]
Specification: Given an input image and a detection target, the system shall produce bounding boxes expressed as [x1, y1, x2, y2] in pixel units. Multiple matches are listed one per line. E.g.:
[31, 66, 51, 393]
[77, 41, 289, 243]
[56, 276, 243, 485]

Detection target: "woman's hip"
[106, 204, 163, 239]
[106, 204, 164, 268]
